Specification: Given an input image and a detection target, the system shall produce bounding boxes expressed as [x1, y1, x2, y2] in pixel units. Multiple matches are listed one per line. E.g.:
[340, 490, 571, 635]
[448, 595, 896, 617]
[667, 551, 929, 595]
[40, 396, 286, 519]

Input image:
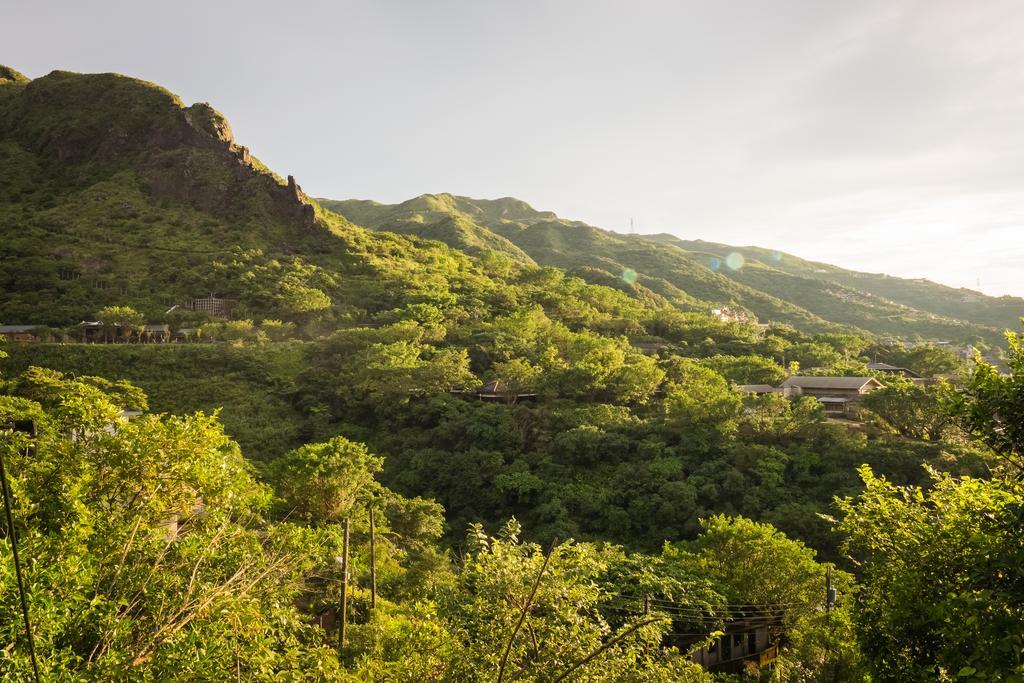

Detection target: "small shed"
[0, 325, 39, 342]
[141, 324, 171, 343]
[736, 384, 776, 395]
[453, 379, 538, 404]
[78, 321, 106, 343]
[867, 362, 922, 378]
[172, 327, 198, 343]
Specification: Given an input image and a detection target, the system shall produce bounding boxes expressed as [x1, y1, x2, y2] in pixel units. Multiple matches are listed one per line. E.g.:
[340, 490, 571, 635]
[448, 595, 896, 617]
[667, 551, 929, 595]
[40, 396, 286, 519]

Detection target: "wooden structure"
[141, 324, 171, 343]
[77, 321, 106, 343]
[0, 325, 39, 342]
[779, 376, 884, 418]
[867, 362, 922, 378]
[675, 609, 782, 674]
[736, 384, 776, 395]
[452, 379, 538, 404]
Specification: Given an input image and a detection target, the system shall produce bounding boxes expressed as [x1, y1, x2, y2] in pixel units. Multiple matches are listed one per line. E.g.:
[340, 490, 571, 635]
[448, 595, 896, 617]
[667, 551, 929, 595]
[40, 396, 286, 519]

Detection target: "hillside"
[0, 68, 522, 327]
[326, 193, 1020, 346]
[653, 236, 1024, 333]
[2, 67, 1012, 348]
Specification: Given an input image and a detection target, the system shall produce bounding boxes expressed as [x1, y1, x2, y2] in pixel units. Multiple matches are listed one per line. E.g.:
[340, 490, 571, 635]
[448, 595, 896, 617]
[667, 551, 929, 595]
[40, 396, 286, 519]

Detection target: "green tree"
[953, 326, 1024, 472]
[836, 467, 1024, 682]
[661, 360, 742, 449]
[0, 370, 341, 679]
[273, 436, 384, 524]
[862, 376, 953, 440]
[96, 305, 144, 343]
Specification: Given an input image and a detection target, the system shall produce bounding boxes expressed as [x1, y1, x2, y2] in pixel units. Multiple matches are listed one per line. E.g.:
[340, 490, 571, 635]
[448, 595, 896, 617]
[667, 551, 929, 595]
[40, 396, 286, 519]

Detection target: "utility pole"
[368, 507, 377, 611]
[826, 565, 837, 681]
[1, 420, 41, 683]
[339, 518, 350, 654]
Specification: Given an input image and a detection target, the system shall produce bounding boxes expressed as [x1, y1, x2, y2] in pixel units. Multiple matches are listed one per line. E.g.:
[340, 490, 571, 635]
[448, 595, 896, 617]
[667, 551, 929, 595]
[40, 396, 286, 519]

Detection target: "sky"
[7, 0, 1024, 297]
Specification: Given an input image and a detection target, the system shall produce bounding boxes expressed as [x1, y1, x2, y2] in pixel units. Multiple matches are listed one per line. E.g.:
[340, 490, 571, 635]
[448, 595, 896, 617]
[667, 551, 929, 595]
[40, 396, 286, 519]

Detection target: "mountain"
[0, 68, 511, 326]
[2, 66, 1019, 349]
[324, 194, 1022, 346]
[651, 236, 1024, 332]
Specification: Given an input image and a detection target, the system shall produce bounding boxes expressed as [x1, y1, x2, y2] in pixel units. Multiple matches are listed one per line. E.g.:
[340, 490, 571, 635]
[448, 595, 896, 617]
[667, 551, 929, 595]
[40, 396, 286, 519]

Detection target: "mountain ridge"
[324, 193, 1021, 347]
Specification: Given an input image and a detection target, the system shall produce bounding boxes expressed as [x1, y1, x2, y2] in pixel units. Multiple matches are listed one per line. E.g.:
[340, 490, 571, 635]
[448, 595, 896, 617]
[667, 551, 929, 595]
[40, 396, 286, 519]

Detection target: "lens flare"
[725, 252, 745, 270]
[771, 250, 782, 263]
[621, 268, 637, 284]
[708, 257, 721, 271]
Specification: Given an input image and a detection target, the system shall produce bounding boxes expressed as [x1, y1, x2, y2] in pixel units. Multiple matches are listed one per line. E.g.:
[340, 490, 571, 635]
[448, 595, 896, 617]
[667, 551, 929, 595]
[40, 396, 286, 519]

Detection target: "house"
[141, 324, 171, 343]
[676, 608, 781, 673]
[779, 376, 884, 418]
[736, 384, 776, 395]
[867, 362, 921, 378]
[78, 321, 107, 343]
[711, 307, 751, 324]
[172, 327, 198, 343]
[452, 379, 538, 404]
[0, 325, 39, 342]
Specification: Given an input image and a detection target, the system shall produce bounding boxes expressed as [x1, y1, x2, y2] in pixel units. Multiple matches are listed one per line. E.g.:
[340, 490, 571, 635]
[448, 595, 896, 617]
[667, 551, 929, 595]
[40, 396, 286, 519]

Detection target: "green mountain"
[652, 236, 1024, 333]
[2, 65, 1019, 349]
[0, 68, 526, 327]
[324, 194, 1022, 347]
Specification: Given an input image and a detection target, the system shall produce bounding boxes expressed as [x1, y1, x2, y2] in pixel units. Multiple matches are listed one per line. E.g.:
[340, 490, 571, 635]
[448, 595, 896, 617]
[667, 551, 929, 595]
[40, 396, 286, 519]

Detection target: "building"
[677, 609, 781, 674]
[867, 362, 921, 378]
[452, 379, 538, 404]
[711, 307, 752, 324]
[141, 324, 171, 343]
[779, 376, 884, 418]
[77, 321, 106, 343]
[0, 325, 39, 342]
[736, 384, 777, 395]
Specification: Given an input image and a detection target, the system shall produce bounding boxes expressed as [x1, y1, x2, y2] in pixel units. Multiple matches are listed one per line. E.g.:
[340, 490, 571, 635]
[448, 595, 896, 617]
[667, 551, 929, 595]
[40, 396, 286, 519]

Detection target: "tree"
[835, 326, 1024, 681]
[96, 305, 144, 343]
[701, 354, 788, 386]
[862, 376, 953, 440]
[273, 436, 384, 524]
[893, 343, 963, 378]
[836, 467, 1024, 682]
[953, 326, 1024, 473]
[661, 360, 742, 449]
[259, 319, 295, 341]
[665, 516, 864, 680]
[0, 370, 341, 679]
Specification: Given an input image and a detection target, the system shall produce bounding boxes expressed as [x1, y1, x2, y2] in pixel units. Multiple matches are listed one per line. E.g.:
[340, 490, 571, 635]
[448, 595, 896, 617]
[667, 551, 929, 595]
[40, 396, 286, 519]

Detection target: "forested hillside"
[2, 66, 1022, 680]
[322, 194, 1020, 348]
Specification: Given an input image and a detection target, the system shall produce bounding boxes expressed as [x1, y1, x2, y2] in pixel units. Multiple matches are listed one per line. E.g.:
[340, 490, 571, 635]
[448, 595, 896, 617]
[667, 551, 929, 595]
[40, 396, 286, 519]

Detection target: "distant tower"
[629, 217, 636, 235]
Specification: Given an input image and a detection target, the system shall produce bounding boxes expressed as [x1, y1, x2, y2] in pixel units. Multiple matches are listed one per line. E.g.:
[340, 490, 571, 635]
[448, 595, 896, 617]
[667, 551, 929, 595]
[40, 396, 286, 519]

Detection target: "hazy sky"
[8, 0, 1024, 297]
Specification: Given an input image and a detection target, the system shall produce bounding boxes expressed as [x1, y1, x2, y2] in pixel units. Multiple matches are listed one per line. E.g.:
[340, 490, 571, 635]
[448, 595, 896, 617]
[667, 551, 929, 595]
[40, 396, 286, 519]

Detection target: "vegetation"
[1, 66, 1022, 680]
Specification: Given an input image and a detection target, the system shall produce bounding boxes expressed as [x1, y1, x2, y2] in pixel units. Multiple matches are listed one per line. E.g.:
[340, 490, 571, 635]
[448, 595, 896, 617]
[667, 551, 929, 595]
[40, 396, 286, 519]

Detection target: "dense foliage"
[2, 66, 1023, 680]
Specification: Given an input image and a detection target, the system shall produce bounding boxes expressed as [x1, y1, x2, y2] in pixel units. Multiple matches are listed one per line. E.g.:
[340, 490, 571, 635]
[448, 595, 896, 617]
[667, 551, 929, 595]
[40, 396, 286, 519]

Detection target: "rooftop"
[780, 376, 884, 391]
